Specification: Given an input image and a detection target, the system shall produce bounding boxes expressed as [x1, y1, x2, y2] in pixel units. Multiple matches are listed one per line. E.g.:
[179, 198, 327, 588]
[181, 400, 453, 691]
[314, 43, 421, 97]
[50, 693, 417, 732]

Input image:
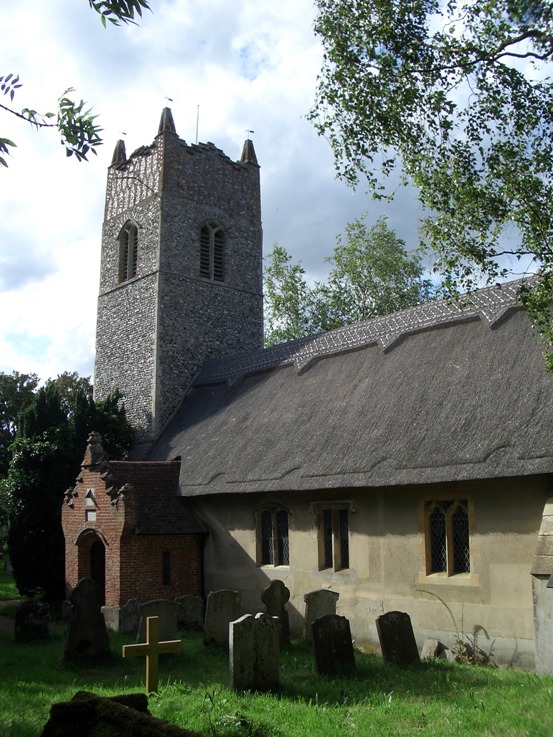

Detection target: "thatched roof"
[108, 460, 206, 534]
[147, 279, 553, 496]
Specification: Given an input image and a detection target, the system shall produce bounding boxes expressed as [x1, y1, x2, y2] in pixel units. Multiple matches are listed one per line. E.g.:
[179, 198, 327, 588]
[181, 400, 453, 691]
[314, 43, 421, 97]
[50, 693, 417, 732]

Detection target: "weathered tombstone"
[174, 595, 204, 630]
[204, 589, 241, 647]
[303, 589, 340, 642]
[39, 690, 202, 737]
[229, 613, 279, 691]
[137, 600, 179, 642]
[312, 614, 355, 676]
[64, 578, 110, 661]
[375, 610, 420, 666]
[421, 638, 447, 660]
[118, 597, 143, 634]
[14, 600, 50, 643]
[122, 616, 181, 693]
[261, 580, 290, 646]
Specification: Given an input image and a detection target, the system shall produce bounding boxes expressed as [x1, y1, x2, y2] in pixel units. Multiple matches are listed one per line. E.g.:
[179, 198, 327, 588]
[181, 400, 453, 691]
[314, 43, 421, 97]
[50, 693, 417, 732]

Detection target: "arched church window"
[257, 505, 289, 566]
[200, 221, 225, 282]
[425, 499, 470, 575]
[118, 222, 138, 283]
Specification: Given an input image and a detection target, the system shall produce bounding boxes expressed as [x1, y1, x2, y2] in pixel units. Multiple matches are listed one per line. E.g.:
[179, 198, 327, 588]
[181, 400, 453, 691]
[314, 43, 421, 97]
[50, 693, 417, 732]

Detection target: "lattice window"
[425, 500, 470, 576]
[318, 507, 349, 571]
[258, 507, 289, 566]
[118, 222, 138, 282]
[200, 221, 226, 282]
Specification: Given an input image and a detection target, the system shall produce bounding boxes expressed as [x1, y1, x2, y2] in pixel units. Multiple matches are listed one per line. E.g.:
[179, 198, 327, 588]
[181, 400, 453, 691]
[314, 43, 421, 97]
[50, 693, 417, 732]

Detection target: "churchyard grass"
[0, 567, 19, 601]
[0, 628, 552, 737]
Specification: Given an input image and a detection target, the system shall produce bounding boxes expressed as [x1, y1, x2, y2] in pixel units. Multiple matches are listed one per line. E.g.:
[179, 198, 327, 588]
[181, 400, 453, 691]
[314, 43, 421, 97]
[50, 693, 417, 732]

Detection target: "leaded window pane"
[338, 508, 349, 569]
[323, 509, 333, 568]
[452, 504, 470, 573]
[260, 510, 273, 565]
[276, 509, 289, 565]
[430, 506, 447, 572]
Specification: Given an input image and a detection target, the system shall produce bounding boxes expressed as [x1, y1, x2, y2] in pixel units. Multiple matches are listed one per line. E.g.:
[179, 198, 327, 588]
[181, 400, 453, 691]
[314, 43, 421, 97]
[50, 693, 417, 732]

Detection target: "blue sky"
[0, 0, 425, 382]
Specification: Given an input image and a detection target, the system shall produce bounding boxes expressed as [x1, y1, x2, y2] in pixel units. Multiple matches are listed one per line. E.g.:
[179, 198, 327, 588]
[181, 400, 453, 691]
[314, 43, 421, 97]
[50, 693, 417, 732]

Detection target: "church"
[62, 109, 553, 673]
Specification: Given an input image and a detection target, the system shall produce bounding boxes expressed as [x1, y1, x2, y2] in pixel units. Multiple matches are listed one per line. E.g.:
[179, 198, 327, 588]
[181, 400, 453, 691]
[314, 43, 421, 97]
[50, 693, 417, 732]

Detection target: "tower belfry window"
[200, 222, 225, 282]
[119, 222, 138, 282]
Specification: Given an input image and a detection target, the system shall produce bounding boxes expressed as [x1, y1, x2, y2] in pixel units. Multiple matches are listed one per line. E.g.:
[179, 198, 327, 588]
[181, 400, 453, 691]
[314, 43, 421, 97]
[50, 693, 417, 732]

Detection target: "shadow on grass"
[0, 628, 547, 737]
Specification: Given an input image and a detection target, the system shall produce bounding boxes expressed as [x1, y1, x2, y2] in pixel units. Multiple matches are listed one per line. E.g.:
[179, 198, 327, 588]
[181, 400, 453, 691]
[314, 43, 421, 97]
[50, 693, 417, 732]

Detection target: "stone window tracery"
[118, 222, 138, 282]
[200, 221, 225, 282]
[425, 499, 470, 575]
[257, 506, 289, 566]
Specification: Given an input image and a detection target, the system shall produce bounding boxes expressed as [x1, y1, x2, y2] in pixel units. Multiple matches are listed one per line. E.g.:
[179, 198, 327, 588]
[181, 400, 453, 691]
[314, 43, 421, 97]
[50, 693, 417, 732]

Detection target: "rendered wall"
[194, 475, 548, 669]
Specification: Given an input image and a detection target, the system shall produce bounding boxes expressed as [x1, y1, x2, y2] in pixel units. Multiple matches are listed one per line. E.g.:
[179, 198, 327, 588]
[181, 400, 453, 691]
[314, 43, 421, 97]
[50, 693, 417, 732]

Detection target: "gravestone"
[303, 589, 340, 642]
[421, 638, 447, 660]
[312, 614, 355, 676]
[122, 616, 181, 693]
[229, 613, 279, 691]
[64, 578, 110, 661]
[261, 580, 290, 646]
[204, 589, 241, 647]
[137, 600, 179, 642]
[14, 601, 49, 643]
[375, 610, 420, 666]
[174, 595, 204, 630]
[39, 690, 202, 737]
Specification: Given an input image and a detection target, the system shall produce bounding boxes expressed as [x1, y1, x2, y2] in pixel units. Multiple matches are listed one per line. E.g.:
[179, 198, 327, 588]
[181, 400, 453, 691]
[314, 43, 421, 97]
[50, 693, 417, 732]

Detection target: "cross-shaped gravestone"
[122, 616, 181, 693]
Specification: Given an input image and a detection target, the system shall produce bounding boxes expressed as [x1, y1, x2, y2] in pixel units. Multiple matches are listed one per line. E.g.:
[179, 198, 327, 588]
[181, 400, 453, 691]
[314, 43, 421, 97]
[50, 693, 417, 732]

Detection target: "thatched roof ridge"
[196, 277, 532, 387]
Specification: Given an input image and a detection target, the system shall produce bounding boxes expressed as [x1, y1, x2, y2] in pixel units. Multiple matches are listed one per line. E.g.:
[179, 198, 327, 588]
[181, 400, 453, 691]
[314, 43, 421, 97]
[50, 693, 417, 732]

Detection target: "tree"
[2, 372, 134, 600]
[0, 1, 151, 167]
[309, 1, 553, 357]
[264, 215, 433, 345]
[0, 371, 39, 477]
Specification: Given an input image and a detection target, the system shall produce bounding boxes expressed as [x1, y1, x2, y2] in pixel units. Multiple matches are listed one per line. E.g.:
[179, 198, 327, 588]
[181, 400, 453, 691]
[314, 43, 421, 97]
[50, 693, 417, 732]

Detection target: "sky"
[0, 0, 425, 383]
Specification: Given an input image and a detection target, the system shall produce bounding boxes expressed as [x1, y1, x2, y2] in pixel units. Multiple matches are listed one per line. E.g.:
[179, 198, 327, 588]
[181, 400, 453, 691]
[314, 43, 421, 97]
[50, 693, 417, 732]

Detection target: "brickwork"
[94, 110, 263, 450]
[62, 435, 204, 607]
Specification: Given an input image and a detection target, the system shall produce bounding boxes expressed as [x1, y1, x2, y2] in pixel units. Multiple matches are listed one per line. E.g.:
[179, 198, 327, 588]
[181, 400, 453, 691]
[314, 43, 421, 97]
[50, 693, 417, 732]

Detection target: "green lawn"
[0, 626, 552, 737]
[0, 566, 19, 601]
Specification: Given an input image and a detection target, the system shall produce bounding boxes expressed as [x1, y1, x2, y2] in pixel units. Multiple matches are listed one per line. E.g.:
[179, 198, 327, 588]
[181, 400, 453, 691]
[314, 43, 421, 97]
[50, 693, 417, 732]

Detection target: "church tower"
[94, 109, 263, 453]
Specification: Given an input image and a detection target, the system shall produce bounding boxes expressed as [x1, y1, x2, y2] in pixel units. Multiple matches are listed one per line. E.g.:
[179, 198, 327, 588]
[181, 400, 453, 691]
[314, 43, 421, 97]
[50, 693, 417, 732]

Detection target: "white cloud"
[0, 0, 422, 382]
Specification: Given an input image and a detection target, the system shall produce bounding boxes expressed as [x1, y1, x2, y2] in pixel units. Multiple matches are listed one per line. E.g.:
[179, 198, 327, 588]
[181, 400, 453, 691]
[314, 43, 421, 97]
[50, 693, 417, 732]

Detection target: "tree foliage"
[264, 215, 432, 345]
[310, 0, 553, 356]
[0, 0, 151, 167]
[0, 371, 134, 600]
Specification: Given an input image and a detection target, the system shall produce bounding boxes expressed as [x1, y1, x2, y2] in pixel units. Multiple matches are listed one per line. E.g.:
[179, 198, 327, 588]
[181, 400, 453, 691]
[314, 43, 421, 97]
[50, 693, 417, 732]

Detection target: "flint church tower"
[94, 109, 263, 454]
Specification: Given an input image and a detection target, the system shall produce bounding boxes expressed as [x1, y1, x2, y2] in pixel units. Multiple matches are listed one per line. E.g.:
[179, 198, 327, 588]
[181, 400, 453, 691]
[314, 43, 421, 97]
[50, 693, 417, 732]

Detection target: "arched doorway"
[90, 540, 106, 607]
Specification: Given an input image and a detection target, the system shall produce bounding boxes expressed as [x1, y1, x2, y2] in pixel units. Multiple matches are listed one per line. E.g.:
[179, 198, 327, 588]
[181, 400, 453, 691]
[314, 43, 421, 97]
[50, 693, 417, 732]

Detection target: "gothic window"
[200, 221, 225, 282]
[118, 222, 138, 283]
[318, 507, 349, 571]
[258, 506, 289, 566]
[425, 500, 470, 575]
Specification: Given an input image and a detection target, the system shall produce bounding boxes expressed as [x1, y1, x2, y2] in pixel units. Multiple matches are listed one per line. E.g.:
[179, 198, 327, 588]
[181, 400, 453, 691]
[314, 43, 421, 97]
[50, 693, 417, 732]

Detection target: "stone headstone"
[14, 600, 50, 643]
[229, 613, 279, 691]
[261, 580, 290, 646]
[375, 610, 420, 666]
[39, 691, 202, 737]
[420, 638, 447, 660]
[204, 590, 241, 647]
[64, 578, 110, 661]
[312, 614, 355, 676]
[137, 600, 179, 643]
[303, 589, 340, 642]
[174, 595, 204, 630]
